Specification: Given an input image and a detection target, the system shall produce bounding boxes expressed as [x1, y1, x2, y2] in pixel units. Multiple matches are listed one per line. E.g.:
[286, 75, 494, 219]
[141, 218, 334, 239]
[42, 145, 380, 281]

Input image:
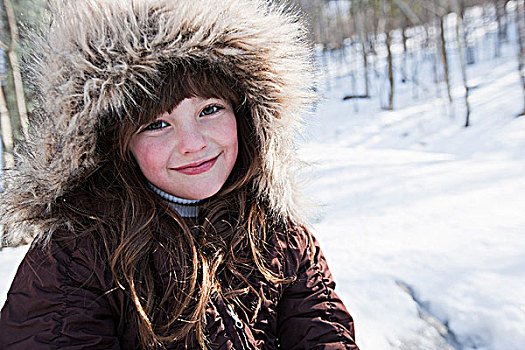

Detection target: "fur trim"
[1, 0, 315, 245]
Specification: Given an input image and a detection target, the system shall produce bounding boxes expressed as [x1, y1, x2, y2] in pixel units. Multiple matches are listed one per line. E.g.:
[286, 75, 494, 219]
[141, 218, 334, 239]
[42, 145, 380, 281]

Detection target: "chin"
[185, 188, 222, 201]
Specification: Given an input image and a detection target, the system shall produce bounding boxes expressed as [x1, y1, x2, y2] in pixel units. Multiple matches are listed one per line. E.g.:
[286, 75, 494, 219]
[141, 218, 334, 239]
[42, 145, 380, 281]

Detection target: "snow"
[0, 246, 29, 307]
[299, 14, 525, 349]
[1, 6, 524, 350]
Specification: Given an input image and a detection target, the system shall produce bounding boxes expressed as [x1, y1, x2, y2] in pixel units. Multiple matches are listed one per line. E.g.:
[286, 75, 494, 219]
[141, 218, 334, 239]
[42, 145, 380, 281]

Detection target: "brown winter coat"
[1, 210, 358, 349]
[0, 0, 359, 348]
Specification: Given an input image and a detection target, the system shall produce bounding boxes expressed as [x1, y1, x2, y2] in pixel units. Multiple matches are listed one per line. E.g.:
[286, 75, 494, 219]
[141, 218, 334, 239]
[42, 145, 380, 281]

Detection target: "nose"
[176, 122, 207, 155]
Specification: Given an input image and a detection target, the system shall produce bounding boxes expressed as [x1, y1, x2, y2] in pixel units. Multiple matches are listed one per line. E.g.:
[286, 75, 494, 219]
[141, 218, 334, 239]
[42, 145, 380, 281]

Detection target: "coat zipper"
[226, 304, 244, 329]
[226, 303, 252, 349]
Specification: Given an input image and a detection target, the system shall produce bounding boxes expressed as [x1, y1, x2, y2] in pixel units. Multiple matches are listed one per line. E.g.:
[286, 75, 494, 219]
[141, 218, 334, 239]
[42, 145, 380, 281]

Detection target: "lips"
[172, 154, 220, 175]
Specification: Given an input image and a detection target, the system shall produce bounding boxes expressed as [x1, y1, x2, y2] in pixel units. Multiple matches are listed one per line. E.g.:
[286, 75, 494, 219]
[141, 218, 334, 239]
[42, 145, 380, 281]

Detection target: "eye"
[142, 120, 169, 132]
[200, 104, 223, 117]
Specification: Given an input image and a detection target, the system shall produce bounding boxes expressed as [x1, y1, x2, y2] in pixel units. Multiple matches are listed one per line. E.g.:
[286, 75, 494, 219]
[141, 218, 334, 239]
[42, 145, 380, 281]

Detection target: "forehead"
[133, 66, 241, 125]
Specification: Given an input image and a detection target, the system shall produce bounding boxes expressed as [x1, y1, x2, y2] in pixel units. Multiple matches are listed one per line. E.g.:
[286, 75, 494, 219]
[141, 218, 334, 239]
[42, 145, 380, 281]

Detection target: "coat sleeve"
[276, 227, 359, 349]
[0, 234, 121, 349]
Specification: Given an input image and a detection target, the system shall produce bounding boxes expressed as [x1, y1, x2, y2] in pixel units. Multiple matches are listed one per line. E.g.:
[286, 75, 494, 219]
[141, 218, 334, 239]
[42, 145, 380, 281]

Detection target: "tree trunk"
[453, 0, 471, 127]
[361, 39, 370, 97]
[361, 0, 370, 98]
[458, 0, 475, 65]
[1, 85, 14, 247]
[411, 50, 419, 99]
[430, 1, 441, 93]
[497, 0, 508, 42]
[380, 0, 394, 110]
[0, 87, 14, 168]
[493, 0, 507, 57]
[401, 18, 408, 83]
[353, 0, 370, 97]
[440, 16, 453, 102]
[333, 0, 346, 78]
[386, 30, 394, 110]
[315, 3, 331, 90]
[516, 0, 525, 116]
[3, 0, 28, 140]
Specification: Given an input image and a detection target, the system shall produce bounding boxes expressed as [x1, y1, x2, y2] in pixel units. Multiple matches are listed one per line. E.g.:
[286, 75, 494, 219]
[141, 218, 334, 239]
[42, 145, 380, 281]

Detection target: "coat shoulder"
[0, 229, 129, 349]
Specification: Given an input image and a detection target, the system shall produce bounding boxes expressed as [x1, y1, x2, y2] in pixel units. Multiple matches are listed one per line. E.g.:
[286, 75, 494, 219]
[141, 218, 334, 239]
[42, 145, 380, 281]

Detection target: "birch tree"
[2, 0, 28, 140]
[0, 0, 46, 171]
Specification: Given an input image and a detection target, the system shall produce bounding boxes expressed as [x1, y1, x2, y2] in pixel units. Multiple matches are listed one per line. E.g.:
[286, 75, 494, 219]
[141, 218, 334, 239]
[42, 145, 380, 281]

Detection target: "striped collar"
[148, 182, 201, 218]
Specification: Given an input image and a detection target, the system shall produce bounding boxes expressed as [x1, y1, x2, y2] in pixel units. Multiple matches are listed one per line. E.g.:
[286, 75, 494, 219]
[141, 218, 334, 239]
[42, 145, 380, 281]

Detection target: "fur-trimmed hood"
[1, 0, 315, 245]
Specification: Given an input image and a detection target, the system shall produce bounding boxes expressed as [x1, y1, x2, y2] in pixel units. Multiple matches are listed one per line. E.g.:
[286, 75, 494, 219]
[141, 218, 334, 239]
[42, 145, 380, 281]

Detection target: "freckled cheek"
[218, 116, 238, 154]
[131, 139, 170, 171]
[231, 130, 239, 160]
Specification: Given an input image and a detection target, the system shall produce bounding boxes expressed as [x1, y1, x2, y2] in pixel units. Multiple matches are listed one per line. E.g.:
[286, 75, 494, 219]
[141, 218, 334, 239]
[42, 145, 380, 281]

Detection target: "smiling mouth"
[173, 154, 220, 175]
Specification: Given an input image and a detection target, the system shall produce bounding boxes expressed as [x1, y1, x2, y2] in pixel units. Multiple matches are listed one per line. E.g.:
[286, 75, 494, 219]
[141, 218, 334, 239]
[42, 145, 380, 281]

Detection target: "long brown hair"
[61, 64, 289, 348]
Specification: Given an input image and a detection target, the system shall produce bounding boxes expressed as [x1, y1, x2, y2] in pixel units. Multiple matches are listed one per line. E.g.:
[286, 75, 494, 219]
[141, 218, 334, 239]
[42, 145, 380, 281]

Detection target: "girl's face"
[129, 96, 238, 200]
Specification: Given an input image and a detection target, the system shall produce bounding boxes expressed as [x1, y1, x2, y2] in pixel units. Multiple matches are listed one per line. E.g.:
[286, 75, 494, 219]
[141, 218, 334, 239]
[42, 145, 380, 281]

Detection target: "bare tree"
[493, 0, 507, 57]
[439, 13, 452, 102]
[516, 0, 525, 116]
[452, 0, 472, 126]
[379, 0, 395, 110]
[428, 0, 453, 103]
[400, 16, 409, 83]
[0, 85, 13, 167]
[2, 0, 28, 140]
[0, 11, 13, 170]
[353, 0, 370, 97]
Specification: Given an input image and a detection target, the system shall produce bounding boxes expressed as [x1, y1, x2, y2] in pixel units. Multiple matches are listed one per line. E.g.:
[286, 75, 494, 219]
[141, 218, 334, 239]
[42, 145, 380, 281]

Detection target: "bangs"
[134, 64, 242, 127]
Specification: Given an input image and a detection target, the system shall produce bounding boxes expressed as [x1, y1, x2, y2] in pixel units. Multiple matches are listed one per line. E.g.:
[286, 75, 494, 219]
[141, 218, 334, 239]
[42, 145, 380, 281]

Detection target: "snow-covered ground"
[1, 6, 524, 350]
[0, 245, 29, 308]
[299, 14, 525, 349]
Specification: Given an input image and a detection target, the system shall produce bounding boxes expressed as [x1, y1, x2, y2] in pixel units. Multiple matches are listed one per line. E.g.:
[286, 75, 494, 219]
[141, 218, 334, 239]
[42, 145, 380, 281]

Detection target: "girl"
[0, 0, 359, 348]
